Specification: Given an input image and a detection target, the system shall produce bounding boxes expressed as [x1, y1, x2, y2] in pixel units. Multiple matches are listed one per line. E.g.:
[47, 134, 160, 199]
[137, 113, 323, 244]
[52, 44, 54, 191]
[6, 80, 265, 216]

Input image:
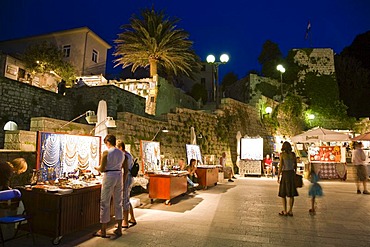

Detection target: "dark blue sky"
[1, 0, 369, 80]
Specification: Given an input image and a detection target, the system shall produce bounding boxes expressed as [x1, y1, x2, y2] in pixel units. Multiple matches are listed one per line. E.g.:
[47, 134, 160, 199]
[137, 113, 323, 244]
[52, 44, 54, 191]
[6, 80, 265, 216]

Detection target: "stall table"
[20, 184, 112, 245]
[313, 162, 347, 180]
[148, 173, 187, 205]
[239, 160, 262, 177]
[196, 166, 219, 189]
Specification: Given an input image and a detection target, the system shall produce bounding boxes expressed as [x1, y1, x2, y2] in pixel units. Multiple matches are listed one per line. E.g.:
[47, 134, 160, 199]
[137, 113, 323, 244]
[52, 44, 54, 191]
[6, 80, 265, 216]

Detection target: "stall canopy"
[351, 132, 370, 141]
[291, 127, 350, 143]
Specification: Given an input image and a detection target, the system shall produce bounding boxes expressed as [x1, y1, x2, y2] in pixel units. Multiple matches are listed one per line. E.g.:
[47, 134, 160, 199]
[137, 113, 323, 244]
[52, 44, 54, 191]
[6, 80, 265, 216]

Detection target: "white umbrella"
[95, 100, 108, 150]
[190, 127, 197, 145]
[291, 127, 350, 143]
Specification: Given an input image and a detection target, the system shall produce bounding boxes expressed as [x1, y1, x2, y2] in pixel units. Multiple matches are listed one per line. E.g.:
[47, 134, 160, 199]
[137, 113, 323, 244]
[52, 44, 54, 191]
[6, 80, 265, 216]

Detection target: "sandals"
[92, 231, 110, 238]
[113, 229, 122, 237]
[129, 220, 137, 227]
[278, 211, 293, 216]
[278, 211, 287, 216]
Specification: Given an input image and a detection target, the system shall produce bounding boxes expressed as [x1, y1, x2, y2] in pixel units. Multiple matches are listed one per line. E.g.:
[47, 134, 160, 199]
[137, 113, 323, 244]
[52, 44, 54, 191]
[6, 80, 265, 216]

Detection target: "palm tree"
[113, 8, 201, 79]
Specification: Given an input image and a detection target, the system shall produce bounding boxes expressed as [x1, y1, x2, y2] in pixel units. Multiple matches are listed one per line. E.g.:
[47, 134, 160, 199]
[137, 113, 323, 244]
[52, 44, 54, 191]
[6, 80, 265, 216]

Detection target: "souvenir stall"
[141, 140, 187, 205]
[238, 136, 264, 177]
[20, 131, 104, 244]
[291, 127, 350, 180]
[185, 144, 218, 189]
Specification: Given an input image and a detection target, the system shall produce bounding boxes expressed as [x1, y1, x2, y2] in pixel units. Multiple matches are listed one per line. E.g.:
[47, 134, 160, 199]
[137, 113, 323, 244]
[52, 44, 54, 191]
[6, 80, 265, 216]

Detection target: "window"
[201, 65, 206, 71]
[63, 45, 71, 58]
[92, 49, 98, 63]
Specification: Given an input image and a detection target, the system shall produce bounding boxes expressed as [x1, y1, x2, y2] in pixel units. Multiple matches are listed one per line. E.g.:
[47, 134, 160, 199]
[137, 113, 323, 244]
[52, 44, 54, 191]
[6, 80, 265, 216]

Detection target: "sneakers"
[232, 176, 237, 179]
[228, 179, 234, 182]
[363, 190, 370, 194]
[193, 183, 199, 187]
[357, 190, 361, 194]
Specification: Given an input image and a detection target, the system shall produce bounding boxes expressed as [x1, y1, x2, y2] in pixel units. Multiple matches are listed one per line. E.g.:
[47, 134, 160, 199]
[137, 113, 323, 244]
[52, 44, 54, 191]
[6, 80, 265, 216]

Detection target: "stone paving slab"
[5, 176, 370, 246]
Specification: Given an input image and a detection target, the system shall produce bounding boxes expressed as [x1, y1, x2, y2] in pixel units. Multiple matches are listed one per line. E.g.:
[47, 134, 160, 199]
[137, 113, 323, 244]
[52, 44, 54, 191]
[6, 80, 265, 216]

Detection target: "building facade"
[0, 27, 111, 77]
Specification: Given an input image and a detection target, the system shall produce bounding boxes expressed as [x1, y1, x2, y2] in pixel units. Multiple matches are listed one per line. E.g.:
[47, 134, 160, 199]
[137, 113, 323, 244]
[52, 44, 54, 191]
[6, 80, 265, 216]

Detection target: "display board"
[37, 132, 101, 181]
[240, 137, 263, 160]
[309, 145, 341, 163]
[140, 140, 161, 172]
[185, 144, 203, 165]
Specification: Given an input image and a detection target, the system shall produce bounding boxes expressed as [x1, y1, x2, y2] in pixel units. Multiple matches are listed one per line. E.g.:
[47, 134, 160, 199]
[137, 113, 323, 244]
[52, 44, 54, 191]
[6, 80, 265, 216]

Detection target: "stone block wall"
[293, 48, 335, 81]
[4, 130, 37, 151]
[115, 98, 271, 169]
[0, 77, 148, 148]
[66, 85, 147, 119]
[0, 77, 77, 148]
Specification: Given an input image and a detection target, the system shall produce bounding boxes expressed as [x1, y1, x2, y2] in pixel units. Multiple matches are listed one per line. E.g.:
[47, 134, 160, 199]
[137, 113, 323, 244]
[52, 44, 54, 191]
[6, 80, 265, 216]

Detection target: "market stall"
[238, 136, 263, 176]
[20, 131, 104, 244]
[291, 127, 350, 180]
[141, 140, 188, 204]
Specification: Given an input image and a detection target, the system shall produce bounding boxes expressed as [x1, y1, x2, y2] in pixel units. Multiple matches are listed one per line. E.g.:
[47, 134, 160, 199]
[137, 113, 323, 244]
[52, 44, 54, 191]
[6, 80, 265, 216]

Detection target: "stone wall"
[156, 77, 199, 116]
[0, 77, 76, 148]
[293, 48, 335, 81]
[115, 98, 271, 169]
[0, 77, 147, 148]
[66, 85, 147, 119]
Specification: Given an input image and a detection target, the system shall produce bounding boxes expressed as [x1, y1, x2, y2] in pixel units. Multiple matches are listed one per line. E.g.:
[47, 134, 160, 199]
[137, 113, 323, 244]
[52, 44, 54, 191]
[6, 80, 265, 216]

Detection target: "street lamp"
[206, 54, 229, 107]
[276, 64, 286, 100]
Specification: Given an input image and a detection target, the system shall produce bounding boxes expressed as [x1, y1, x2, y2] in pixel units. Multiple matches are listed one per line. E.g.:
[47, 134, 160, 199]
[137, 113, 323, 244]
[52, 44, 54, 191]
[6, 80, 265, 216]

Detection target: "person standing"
[308, 164, 323, 215]
[57, 80, 66, 95]
[116, 141, 137, 229]
[94, 134, 125, 238]
[277, 141, 298, 216]
[220, 152, 235, 182]
[352, 141, 369, 194]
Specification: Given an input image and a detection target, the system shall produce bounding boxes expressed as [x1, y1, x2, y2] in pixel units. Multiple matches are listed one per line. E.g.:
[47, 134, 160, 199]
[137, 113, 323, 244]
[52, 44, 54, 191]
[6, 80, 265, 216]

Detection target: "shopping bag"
[295, 174, 303, 188]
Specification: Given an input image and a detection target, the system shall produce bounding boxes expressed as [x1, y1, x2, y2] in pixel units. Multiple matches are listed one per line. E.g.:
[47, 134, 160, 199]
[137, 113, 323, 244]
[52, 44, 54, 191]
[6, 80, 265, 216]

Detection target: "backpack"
[129, 158, 140, 177]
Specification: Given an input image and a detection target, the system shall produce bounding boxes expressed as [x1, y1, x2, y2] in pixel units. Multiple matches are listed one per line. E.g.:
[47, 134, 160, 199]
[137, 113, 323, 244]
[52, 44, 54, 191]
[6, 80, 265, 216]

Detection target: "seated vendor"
[179, 158, 198, 188]
[0, 158, 28, 191]
[263, 154, 273, 177]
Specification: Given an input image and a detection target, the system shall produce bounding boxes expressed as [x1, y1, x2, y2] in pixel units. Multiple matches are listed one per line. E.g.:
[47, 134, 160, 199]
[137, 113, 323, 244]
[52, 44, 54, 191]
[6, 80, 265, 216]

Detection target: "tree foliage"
[22, 42, 76, 85]
[258, 40, 283, 78]
[335, 34, 370, 118]
[221, 72, 238, 92]
[114, 8, 201, 81]
[189, 83, 208, 104]
[276, 94, 305, 136]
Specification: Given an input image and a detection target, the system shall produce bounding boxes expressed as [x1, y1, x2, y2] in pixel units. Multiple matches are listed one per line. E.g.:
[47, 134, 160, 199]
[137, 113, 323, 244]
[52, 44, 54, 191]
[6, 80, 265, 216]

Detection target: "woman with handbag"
[277, 141, 298, 216]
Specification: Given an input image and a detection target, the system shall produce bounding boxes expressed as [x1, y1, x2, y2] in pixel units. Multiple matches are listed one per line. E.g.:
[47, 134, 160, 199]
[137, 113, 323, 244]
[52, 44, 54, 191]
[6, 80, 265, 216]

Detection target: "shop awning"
[291, 127, 350, 143]
[351, 132, 370, 141]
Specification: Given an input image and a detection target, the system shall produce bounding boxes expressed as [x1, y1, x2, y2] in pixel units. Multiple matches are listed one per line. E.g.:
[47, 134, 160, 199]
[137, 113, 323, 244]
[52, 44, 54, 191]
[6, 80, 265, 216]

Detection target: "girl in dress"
[309, 164, 323, 215]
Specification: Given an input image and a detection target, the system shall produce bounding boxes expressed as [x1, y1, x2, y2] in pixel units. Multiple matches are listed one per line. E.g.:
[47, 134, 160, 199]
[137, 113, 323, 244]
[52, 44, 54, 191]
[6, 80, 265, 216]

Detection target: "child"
[308, 164, 323, 215]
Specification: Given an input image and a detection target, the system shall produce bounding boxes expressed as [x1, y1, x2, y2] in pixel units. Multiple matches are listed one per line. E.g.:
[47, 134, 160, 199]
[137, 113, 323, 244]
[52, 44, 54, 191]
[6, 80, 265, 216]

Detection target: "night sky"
[1, 0, 369, 80]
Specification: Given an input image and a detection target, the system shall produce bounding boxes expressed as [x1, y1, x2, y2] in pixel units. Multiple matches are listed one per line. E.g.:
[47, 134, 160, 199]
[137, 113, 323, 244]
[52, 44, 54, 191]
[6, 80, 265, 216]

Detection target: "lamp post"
[206, 54, 229, 107]
[276, 64, 285, 100]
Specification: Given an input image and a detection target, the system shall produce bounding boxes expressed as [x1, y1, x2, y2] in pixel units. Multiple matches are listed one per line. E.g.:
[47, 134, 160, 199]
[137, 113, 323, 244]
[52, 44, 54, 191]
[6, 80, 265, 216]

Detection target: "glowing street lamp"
[207, 54, 229, 107]
[276, 64, 286, 100]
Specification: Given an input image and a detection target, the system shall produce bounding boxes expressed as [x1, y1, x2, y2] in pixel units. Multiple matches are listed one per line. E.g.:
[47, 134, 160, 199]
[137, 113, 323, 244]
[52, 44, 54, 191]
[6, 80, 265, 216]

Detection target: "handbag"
[295, 174, 303, 188]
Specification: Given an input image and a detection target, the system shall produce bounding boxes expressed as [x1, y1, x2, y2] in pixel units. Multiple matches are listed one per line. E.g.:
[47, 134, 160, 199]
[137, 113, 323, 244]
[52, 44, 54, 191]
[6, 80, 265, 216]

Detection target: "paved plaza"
[7, 176, 370, 247]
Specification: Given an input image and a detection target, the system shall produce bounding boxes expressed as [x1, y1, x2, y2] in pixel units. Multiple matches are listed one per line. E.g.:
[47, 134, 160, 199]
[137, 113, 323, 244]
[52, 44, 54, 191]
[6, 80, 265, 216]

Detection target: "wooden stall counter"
[20, 184, 105, 245]
[196, 165, 219, 189]
[148, 172, 187, 205]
